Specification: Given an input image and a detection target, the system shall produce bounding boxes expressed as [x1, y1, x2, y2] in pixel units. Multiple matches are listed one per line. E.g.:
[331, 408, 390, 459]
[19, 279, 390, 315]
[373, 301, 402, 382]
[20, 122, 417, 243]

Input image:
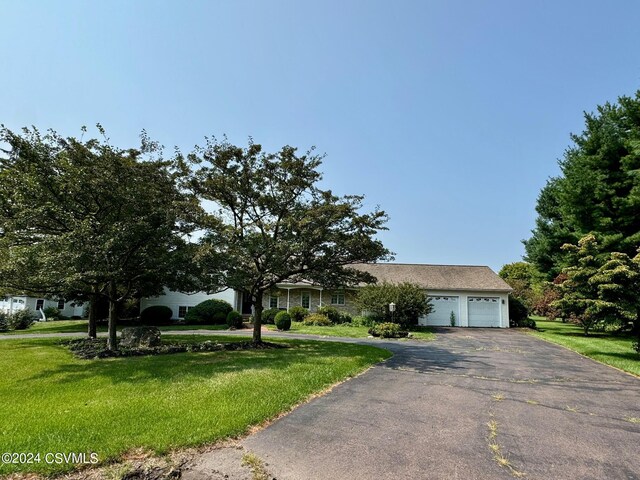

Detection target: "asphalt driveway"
[189, 328, 640, 480]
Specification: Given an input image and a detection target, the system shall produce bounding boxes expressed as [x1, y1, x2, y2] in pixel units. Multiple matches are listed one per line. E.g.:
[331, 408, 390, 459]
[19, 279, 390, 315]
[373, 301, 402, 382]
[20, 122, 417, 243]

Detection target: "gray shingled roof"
[351, 263, 512, 292]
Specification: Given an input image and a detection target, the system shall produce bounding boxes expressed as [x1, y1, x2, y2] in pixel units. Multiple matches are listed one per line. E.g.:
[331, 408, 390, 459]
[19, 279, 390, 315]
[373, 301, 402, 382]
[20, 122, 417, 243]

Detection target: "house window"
[57, 299, 65, 310]
[301, 292, 310, 309]
[331, 292, 345, 305]
[36, 299, 44, 310]
[269, 296, 278, 308]
[178, 306, 188, 318]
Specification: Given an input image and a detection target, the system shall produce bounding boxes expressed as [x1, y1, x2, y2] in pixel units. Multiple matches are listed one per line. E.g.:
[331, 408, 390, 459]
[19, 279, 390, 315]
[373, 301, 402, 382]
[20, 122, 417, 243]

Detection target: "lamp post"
[389, 302, 396, 324]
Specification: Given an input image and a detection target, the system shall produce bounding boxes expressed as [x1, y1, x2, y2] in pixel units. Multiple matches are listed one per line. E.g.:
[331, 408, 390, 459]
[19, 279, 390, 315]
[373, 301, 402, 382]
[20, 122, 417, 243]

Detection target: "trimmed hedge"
[184, 299, 233, 325]
[226, 310, 244, 329]
[274, 311, 292, 331]
[140, 305, 173, 325]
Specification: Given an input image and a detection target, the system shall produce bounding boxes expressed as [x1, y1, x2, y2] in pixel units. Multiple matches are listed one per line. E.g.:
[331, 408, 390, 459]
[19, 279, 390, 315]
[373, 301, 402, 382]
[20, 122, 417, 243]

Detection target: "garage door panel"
[468, 297, 500, 327]
[420, 296, 459, 326]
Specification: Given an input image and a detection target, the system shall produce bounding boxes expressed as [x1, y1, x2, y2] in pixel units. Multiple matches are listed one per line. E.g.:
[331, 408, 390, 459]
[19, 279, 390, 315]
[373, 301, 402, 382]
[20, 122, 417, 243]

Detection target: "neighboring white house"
[142, 263, 512, 328]
[0, 295, 85, 319]
[140, 287, 239, 320]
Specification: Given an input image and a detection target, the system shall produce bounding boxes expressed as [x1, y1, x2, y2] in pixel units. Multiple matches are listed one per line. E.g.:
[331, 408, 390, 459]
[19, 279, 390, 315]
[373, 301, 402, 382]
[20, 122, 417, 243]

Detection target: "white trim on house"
[140, 287, 239, 320]
[0, 296, 85, 319]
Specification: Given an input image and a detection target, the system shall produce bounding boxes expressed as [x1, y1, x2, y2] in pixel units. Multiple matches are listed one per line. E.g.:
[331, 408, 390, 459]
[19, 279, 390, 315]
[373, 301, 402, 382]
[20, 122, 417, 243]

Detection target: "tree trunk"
[107, 281, 119, 351]
[88, 284, 99, 339]
[253, 291, 263, 344]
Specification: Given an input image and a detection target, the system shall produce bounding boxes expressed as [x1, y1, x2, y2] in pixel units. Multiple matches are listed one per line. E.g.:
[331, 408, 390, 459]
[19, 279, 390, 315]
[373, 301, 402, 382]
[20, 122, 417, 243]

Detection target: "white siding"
[140, 288, 239, 320]
[0, 296, 84, 319]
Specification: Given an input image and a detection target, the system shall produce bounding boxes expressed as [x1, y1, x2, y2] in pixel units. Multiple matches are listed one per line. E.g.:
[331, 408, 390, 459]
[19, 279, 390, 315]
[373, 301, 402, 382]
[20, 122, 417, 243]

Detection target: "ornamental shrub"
[302, 313, 332, 326]
[43, 306, 61, 320]
[317, 306, 339, 323]
[509, 297, 532, 328]
[351, 315, 376, 327]
[184, 299, 233, 325]
[226, 310, 244, 329]
[288, 306, 309, 322]
[260, 308, 280, 324]
[274, 311, 292, 331]
[368, 322, 408, 338]
[355, 282, 433, 329]
[8, 309, 35, 330]
[0, 312, 8, 331]
[140, 305, 173, 325]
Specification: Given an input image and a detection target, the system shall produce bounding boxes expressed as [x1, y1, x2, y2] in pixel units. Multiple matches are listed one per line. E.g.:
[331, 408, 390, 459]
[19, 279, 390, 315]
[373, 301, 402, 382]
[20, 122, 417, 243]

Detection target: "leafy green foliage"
[287, 306, 308, 322]
[316, 305, 351, 324]
[7, 309, 35, 330]
[190, 138, 391, 342]
[140, 306, 173, 325]
[0, 126, 202, 349]
[351, 315, 377, 327]
[226, 310, 244, 329]
[553, 235, 605, 334]
[524, 91, 640, 279]
[450, 310, 456, 327]
[302, 313, 332, 326]
[260, 308, 281, 325]
[42, 306, 61, 320]
[553, 234, 640, 340]
[508, 297, 532, 328]
[499, 261, 543, 309]
[274, 311, 292, 331]
[368, 322, 408, 338]
[0, 312, 8, 331]
[184, 299, 233, 325]
[355, 282, 432, 328]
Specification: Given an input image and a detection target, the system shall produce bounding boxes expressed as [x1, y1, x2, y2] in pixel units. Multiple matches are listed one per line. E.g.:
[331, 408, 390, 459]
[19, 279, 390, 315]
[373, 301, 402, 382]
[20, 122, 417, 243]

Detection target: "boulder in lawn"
[120, 326, 162, 348]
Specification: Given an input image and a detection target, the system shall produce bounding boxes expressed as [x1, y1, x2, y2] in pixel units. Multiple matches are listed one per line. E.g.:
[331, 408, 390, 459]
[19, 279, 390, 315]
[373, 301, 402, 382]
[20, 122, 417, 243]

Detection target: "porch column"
[287, 289, 290, 311]
[319, 288, 323, 307]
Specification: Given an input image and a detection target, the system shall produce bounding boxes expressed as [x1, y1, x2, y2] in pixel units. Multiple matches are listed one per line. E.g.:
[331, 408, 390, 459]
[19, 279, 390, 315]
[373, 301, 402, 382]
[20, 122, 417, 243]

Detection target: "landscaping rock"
[120, 326, 162, 348]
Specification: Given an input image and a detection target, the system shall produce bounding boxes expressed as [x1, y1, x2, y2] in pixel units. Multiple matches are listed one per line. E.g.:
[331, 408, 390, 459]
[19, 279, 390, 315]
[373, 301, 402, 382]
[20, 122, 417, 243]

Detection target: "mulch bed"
[61, 337, 288, 360]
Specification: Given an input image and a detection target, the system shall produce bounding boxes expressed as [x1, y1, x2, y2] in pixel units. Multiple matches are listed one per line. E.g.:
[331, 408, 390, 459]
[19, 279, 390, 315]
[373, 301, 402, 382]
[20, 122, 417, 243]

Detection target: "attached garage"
[420, 296, 459, 326]
[352, 263, 513, 328]
[467, 297, 501, 327]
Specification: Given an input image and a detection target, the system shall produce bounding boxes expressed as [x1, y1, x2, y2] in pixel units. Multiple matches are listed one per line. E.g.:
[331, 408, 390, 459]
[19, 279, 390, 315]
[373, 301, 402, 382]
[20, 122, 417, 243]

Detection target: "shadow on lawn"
[23, 339, 382, 385]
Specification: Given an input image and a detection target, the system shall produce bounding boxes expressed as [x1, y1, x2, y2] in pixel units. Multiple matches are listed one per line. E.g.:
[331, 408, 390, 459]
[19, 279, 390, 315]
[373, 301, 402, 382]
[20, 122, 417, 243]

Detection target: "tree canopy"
[524, 91, 640, 279]
[190, 138, 392, 343]
[0, 126, 200, 348]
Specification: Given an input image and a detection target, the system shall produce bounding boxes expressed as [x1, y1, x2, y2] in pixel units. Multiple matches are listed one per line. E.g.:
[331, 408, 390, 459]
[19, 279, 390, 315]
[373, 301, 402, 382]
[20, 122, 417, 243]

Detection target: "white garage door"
[467, 297, 500, 327]
[420, 296, 459, 326]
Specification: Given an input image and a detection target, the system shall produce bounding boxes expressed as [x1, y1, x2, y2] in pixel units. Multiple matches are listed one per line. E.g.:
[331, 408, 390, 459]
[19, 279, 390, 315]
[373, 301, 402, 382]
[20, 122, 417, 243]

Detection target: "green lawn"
[529, 318, 640, 376]
[267, 321, 435, 341]
[0, 320, 230, 335]
[0, 335, 391, 476]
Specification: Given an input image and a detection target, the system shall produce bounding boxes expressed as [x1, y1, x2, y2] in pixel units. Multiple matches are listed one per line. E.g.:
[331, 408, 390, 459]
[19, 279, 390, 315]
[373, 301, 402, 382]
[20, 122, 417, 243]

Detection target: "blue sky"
[2, 1, 640, 272]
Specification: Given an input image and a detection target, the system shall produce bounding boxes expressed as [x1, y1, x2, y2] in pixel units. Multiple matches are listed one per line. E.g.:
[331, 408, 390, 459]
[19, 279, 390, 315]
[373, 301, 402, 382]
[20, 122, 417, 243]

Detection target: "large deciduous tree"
[524, 91, 640, 279]
[0, 126, 200, 349]
[190, 139, 391, 343]
[498, 261, 541, 310]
